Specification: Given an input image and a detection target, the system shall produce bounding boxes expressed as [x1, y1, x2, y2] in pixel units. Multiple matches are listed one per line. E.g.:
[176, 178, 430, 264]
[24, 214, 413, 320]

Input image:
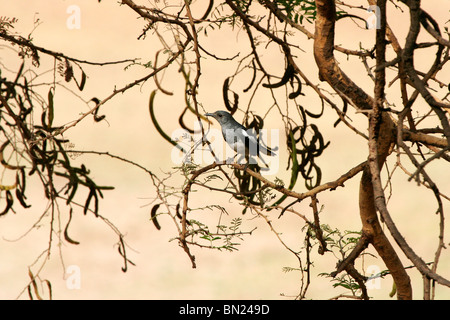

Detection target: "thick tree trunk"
[313, 0, 412, 299]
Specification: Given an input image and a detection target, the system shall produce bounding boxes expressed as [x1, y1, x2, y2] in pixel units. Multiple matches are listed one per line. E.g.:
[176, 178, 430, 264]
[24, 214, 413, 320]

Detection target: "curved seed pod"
[84, 187, 99, 217]
[15, 188, 30, 208]
[248, 167, 263, 206]
[223, 77, 238, 115]
[270, 130, 300, 209]
[288, 74, 304, 99]
[28, 269, 43, 300]
[287, 131, 301, 189]
[262, 63, 294, 88]
[304, 100, 324, 118]
[305, 161, 322, 190]
[43, 280, 52, 300]
[175, 202, 191, 225]
[243, 59, 257, 93]
[200, 0, 214, 20]
[175, 202, 182, 220]
[247, 114, 264, 133]
[0, 190, 14, 217]
[223, 77, 232, 111]
[76, 68, 86, 91]
[336, 13, 367, 28]
[334, 99, 348, 127]
[47, 87, 54, 128]
[154, 50, 174, 96]
[117, 236, 135, 273]
[290, 125, 306, 145]
[64, 208, 80, 245]
[149, 90, 186, 152]
[150, 204, 162, 230]
[235, 166, 263, 207]
[308, 124, 330, 157]
[18, 168, 27, 192]
[90, 97, 106, 122]
[3, 61, 24, 100]
[66, 179, 78, 205]
[0, 141, 25, 170]
[179, 107, 194, 134]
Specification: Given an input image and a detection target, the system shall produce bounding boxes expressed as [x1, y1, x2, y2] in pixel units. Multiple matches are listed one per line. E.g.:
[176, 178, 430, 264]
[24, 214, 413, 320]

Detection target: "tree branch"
[0, 31, 136, 66]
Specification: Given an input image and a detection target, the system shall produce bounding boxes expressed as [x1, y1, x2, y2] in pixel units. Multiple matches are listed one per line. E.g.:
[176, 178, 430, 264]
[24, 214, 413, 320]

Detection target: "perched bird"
[205, 110, 276, 166]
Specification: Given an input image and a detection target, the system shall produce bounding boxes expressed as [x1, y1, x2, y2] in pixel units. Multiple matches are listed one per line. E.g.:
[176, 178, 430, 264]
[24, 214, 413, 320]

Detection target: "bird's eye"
[218, 114, 222, 118]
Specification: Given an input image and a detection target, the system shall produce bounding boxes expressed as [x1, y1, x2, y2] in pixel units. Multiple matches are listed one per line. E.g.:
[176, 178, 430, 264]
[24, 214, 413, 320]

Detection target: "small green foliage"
[312, 225, 368, 296]
[0, 16, 18, 32]
[184, 217, 251, 252]
[282, 266, 302, 273]
[317, 224, 362, 257]
[277, 0, 317, 24]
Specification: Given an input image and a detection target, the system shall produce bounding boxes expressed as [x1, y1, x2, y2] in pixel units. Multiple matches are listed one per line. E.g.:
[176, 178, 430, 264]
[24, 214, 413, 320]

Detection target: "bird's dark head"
[205, 110, 232, 125]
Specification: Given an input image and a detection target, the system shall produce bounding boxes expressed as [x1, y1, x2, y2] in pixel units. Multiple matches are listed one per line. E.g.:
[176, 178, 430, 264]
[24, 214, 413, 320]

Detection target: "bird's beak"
[204, 112, 216, 125]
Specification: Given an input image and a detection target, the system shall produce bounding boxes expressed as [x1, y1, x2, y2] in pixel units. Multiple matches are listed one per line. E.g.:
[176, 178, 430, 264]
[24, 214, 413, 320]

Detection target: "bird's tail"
[257, 139, 277, 157]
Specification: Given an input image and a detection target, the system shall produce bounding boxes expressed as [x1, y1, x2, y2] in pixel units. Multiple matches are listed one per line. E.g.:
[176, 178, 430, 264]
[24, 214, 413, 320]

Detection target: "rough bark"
[314, 0, 413, 299]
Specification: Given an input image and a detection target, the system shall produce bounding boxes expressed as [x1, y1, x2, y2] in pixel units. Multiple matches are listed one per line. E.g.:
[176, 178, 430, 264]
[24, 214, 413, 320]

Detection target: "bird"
[205, 110, 276, 167]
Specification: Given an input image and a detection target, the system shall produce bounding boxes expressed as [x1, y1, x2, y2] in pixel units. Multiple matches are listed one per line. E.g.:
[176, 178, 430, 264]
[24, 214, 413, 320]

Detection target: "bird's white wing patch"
[238, 128, 250, 137]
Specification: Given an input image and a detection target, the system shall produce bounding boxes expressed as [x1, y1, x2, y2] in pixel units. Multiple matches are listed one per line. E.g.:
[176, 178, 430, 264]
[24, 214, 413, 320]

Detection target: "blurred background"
[0, 0, 449, 299]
